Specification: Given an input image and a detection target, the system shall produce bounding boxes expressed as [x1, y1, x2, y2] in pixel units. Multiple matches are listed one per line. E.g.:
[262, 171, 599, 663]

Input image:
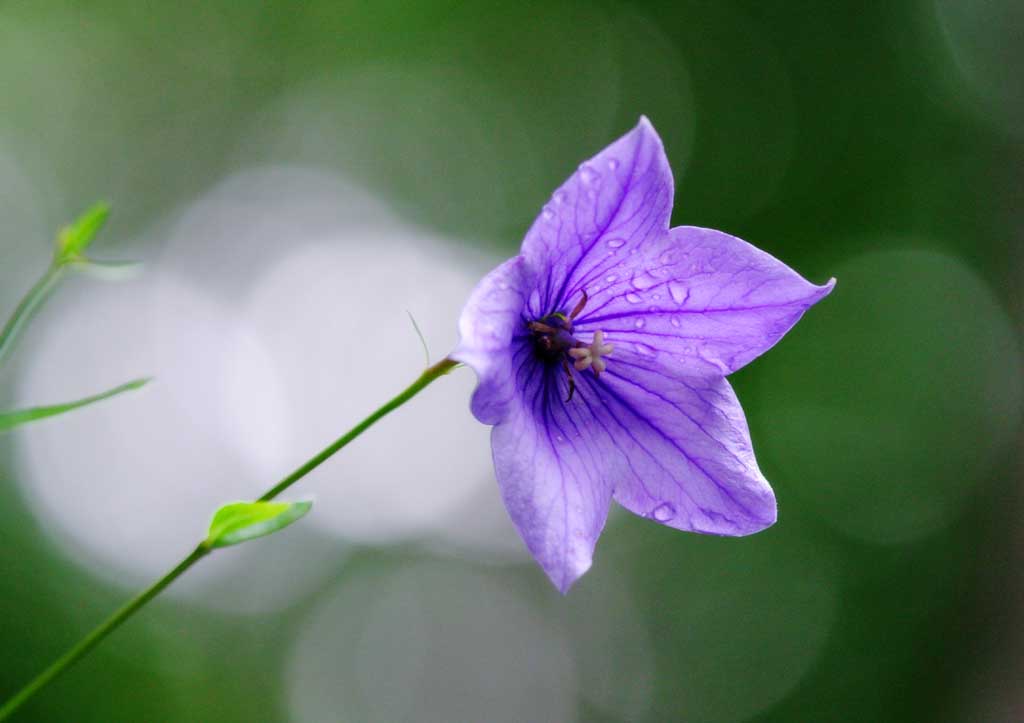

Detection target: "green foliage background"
[1, 1, 1021, 721]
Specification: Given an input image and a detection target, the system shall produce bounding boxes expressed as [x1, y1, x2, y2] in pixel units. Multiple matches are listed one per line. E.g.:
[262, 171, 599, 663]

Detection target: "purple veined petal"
[573, 226, 835, 376]
[575, 359, 777, 536]
[490, 341, 615, 593]
[451, 256, 534, 425]
[521, 117, 674, 318]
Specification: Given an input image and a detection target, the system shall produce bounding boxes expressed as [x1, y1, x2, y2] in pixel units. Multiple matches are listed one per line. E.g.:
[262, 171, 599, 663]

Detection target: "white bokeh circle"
[286, 561, 580, 723]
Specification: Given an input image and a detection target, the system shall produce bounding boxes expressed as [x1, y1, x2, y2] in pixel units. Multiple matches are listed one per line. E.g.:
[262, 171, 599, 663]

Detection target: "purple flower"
[453, 118, 834, 592]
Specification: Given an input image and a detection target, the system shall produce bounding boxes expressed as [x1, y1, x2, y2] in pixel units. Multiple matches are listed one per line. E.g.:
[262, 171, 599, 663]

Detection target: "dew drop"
[651, 502, 676, 522]
[607, 158, 620, 171]
[631, 274, 655, 291]
[647, 305, 662, 312]
[497, 280, 509, 290]
[542, 206, 555, 221]
[634, 342, 657, 357]
[553, 190, 568, 204]
[634, 319, 646, 329]
[606, 238, 626, 249]
[605, 274, 618, 283]
[668, 281, 690, 305]
[579, 164, 600, 185]
[670, 317, 682, 328]
[625, 292, 642, 304]
[659, 249, 679, 265]
[652, 293, 661, 300]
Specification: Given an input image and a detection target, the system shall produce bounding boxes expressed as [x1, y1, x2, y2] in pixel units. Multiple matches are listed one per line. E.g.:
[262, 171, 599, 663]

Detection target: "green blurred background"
[1, 1, 1022, 721]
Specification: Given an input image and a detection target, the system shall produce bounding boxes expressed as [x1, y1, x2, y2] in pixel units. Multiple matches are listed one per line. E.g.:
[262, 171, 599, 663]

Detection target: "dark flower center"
[525, 291, 614, 402]
[529, 312, 579, 363]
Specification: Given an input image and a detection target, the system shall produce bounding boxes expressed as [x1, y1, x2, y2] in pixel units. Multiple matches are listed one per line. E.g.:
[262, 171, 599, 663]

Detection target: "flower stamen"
[568, 330, 614, 377]
[528, 291, 613, 400]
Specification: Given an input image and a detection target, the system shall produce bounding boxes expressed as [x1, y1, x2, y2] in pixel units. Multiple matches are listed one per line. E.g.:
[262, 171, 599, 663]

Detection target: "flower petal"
[521, 117, 674, 318]
[576, 359, 776, 535]
[490, 342, 615, 593]
[451, 256, 533, 425]
[574, 226, 835, 375]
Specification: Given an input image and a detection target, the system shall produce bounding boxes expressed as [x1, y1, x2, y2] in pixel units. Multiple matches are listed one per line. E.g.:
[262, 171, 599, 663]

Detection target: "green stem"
[259, 358, 458, 502]
[0, 357, 459, 721]
[0, 264, 65, 368]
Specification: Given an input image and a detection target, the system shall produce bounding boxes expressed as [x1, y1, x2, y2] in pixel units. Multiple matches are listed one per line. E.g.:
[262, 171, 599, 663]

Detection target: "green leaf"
[205, 500, 312, 549]
[72, 259, 144, 282]
[57, 202, 110, 263]
[0, 378, 150, 432]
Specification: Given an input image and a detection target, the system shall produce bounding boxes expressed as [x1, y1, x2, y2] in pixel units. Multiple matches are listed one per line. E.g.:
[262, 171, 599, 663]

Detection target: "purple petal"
[451, 256, 534, 425]
[490, 341, 615, 593]
[574, 226, 835, 375]
[521, 117, 674, 318]
[578, 359, 777, 536]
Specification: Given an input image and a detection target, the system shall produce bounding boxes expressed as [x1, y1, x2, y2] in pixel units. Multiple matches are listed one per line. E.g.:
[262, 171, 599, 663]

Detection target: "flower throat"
[527, 290, 614, 401]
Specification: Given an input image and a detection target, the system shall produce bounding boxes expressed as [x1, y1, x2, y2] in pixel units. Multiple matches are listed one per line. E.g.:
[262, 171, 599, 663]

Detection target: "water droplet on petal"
[605, 274, 618, 283]
[631, 273, 655, 291]
[497, 280, 509, 290]
[634, 342, 657, 357]
[553, 190, 568, 204]
[659, 249, 680, 265]
[668, 281, 690, 305]
[670, 317, 682, 328]
[606, 238, 626, 249]
[607, 158, 620, 171]
[651, 502, 676, 522]
[625, 292, 642, 304]
[542, 206, 555, 221]
[579, 164, 600, 185]
[634, 319, 646, 329]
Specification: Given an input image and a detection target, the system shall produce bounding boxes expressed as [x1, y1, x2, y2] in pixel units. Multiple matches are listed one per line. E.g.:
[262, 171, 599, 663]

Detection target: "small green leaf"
[72, 259, 144, 281]
[205, 500, 312, 549]
[57, 202, 110, 263]
[0, 378, 150, 432]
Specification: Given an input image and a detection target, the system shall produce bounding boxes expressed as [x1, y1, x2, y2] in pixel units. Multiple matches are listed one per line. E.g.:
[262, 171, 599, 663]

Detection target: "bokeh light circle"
[236, 236, 495, 545]
[932, 0, 1024, 141]
[589, 524, 839, 723]
[755, 246, 1023, 544]
[286, 561, 579, 723]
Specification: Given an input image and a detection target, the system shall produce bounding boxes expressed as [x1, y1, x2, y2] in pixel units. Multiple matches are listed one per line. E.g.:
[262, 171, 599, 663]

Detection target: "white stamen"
[568, 330, 614, 375]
